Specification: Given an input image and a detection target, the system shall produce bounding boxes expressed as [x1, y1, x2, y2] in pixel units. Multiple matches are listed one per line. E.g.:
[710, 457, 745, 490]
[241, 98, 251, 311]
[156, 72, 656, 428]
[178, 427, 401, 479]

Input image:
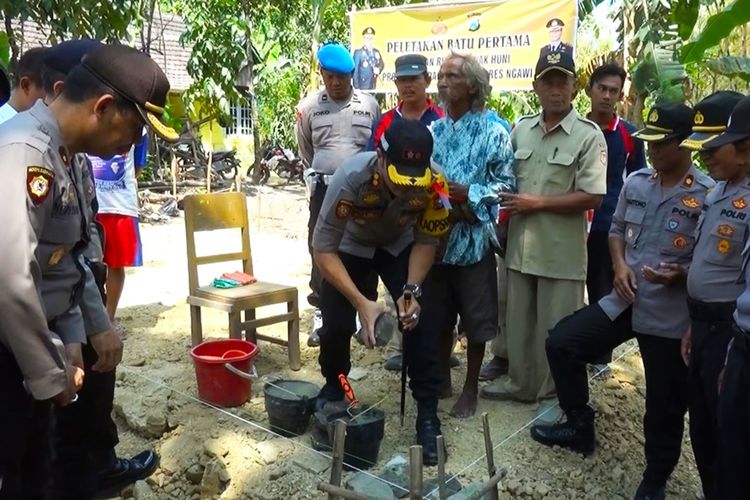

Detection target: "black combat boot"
[633, 477, 666, 500]
[416, 399, 446, 466]
[529, 405, 595, 455]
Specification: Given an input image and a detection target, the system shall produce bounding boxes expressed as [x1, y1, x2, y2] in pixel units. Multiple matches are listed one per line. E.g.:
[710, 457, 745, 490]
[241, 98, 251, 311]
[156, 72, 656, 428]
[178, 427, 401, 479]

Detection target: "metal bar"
[409, 445, 423, 500]
[328, 419, 347, 500]
[436, 435, 448, 500]
[482, 412, 499, 500]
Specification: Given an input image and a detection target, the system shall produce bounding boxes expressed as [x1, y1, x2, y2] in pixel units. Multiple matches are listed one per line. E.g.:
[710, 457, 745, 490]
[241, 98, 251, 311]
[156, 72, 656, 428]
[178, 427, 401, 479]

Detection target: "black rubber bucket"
[327, 407, 386, 470]
[263, 380, 319, 437]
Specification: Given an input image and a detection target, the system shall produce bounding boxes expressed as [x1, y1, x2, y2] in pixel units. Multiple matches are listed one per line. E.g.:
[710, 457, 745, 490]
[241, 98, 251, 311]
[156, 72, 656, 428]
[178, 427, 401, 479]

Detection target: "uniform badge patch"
[27, 166, 54, 206]
[683, 175, 694, 187]
[733, 197, 747, 209]
[626, 227, 634, 240]
[673, 235, 687, 249]
[335, 200, 352, 219]
[718, 239, 731, 254]
[718, 224, 735, 237]
[681, 196, 700, 209]
[362, 192, 380, 204]
[668, 219, 679, 230]
[48, 247, 65, 267]
[600, 148, 607, 166]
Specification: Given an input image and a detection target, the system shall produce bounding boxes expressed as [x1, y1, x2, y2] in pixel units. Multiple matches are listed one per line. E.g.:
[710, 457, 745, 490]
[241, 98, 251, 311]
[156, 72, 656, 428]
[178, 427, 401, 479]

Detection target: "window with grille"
[225, 99, 252, 136]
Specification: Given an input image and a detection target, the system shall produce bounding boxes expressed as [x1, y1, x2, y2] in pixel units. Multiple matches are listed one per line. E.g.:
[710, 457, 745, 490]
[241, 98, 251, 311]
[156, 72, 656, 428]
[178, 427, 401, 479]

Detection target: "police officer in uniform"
[296, 42, 380, 346]
[353, 27, 384, 90]
[0, 43, 175, 499]
[710, 95, 750, 500]
[539, 18, 574, 57]
[312, 120, 448, 465]
[679, 91, 745, 500]
[40, 40, 162, 499]
[529, 103, 713, 500]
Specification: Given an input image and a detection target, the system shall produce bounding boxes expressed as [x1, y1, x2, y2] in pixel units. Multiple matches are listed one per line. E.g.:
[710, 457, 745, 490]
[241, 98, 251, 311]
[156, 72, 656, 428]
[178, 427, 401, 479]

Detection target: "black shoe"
[633, 478, 666, 500]
[478, 357, 508, 381]
[384, 353, 402, 371]
[95, 450, 159, 498]
[416, 417, 445, 466]
[530, 406, 595, 456]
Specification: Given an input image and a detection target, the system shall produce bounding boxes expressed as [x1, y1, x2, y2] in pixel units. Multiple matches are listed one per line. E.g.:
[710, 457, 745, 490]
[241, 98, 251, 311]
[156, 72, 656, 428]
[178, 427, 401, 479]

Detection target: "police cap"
[395, 54, 428, 78]
[681, 91, 744, 150]
[317, 42, 355, 75]
[362, 27, 376, 36]
[704, 96, 750, 150]
[633, 102, 694, 142]
[45, 39, 103, 75]
[546, 18, 565, 30]
[380, 119, 433, 188]
[535, 51, 575, 79]
[81, 44, 178, 142]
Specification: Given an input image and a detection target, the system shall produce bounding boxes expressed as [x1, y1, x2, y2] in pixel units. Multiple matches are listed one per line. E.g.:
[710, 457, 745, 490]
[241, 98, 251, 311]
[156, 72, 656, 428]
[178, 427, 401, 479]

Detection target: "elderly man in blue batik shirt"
[425, 53, 515, 418]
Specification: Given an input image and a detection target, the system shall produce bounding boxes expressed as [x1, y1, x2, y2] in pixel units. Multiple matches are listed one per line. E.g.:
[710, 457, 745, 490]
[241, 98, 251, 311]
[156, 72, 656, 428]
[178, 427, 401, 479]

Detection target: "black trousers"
[318, 247, 440, 402]
[716, 327, 750, 500]
[307, 177, 329, 307]
[547, 304, 688, 485]
[0, 349, 52, 500]
[687, 299, 735, 500]
[586, 230, 613, 364]
[47, 341, 118, 499]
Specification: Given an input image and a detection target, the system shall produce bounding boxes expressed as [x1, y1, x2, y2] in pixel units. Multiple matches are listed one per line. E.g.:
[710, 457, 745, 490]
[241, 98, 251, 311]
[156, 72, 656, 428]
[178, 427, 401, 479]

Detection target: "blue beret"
[45, 39, 103, 75]
[317, 43, 354, 74]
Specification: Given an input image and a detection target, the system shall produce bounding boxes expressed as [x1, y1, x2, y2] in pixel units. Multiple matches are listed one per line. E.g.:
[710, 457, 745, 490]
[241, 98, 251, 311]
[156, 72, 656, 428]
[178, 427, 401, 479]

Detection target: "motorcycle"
[253, 144, 305, 185]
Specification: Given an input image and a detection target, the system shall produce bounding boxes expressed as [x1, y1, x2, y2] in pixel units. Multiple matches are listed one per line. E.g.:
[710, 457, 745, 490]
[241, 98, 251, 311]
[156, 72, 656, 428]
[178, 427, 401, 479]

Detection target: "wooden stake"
[317, 483, 368, 500]
[409, 445, 423, 500]
[482, 412, 499, 500]
[468, 468, 507, 500]
[328, 419, 347, 500]
[436, 435, 448, 500]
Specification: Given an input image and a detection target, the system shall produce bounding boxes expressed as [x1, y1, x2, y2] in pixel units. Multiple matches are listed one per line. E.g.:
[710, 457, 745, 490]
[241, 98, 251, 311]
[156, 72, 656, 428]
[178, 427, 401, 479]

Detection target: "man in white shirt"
[0, 47, 47, 123]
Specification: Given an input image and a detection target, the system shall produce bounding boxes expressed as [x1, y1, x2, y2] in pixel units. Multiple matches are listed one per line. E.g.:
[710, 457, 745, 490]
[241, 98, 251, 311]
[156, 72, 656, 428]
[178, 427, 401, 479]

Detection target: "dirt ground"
[108, 183, 702, 500]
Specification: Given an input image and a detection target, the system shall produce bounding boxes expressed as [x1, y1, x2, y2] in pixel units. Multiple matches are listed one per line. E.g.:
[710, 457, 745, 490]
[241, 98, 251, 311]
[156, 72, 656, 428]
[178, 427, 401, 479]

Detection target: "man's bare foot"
[439, 380, 452, 399]
[449, 390, 478, 418]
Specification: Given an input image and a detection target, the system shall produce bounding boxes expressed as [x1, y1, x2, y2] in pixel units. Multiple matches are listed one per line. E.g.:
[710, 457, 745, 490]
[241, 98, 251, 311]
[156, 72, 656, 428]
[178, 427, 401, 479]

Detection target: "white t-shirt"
[0, 102, 18, 124]
[89, 147, 139, 217]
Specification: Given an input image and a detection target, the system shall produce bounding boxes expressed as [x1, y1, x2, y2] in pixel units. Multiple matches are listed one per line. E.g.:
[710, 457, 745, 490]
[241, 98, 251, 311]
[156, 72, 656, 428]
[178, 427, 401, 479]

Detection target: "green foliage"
[681, 0, 750, 64]
[672, 0, 701, 40]
[631, 43, 688, 102]
[0, 32, 9, 66]
[486, 92, 538, 124]
[705, 56, 750, 82]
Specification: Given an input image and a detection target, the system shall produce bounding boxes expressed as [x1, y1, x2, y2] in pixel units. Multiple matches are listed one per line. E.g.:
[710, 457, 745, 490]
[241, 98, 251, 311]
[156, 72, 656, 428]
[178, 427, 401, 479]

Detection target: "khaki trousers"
[504, 269, 584, 402]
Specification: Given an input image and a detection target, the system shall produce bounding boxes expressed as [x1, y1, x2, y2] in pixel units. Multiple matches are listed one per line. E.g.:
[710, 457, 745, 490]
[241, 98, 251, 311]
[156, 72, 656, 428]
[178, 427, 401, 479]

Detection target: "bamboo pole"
[206, 150, 213, 193]
[171, 155, 177, 199]
[436, 435, 448, 500]
[317, 483, 368, 500]
[328, 419, 347, 500]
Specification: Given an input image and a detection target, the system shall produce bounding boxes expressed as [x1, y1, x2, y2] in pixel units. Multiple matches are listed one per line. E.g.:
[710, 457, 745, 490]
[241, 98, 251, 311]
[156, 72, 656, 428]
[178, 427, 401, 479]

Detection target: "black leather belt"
[687, 298, 736, 323]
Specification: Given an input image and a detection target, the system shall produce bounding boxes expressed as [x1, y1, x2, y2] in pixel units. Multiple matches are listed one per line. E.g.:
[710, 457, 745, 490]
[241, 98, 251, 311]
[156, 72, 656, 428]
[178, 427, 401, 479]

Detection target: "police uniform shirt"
[312, 151, 437, 257]
[601, 166, 714, 338]
[505, 108, 608, 281]
[353, 47, 384, 90]
[295, 89, 381, 175]
[0, 100, 80, 399]
[539, 42, 573, 57]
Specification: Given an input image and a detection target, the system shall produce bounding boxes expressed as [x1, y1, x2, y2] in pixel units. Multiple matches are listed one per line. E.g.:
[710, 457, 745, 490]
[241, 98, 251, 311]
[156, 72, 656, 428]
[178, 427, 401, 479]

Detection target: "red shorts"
[96, 214, 143, 268]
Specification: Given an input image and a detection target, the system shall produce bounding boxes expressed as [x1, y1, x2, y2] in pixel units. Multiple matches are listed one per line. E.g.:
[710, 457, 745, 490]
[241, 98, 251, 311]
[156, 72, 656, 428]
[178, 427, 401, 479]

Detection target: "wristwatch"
[402, 283, 422, 298]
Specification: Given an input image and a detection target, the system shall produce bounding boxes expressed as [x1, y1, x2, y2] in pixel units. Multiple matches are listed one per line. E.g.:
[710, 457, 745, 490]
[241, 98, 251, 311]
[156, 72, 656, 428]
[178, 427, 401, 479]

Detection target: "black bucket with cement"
[263, 380, 319, 437]
[327, 407, 386, 470]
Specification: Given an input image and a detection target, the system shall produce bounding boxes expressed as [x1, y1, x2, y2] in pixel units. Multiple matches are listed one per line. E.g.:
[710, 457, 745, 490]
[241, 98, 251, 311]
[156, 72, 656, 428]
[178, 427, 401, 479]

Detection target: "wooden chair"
[184, 192, 301, 370]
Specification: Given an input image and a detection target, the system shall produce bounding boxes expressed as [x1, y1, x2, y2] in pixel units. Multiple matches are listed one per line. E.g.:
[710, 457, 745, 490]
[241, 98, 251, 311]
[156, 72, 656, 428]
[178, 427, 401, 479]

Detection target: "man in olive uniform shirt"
[480, 52, 607, 425]
[0, 44, 176, 499]
[531, 103, 713, 500]
[295, 42, 381, 346]
[312, 120, 447, 465]
[680, 91, 745, 500]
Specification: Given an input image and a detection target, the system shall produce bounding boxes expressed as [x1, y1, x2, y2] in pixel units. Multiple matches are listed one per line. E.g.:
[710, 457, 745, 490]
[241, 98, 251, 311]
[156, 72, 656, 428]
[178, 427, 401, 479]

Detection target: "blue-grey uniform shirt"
[733, 239, 750, 331]
[688, 178, 750, 302]
[599, 165, 714, 339]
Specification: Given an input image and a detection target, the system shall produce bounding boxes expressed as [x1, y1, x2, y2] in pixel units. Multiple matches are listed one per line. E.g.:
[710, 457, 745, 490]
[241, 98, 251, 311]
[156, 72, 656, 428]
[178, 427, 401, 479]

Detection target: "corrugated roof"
[11, 13, 193, 91]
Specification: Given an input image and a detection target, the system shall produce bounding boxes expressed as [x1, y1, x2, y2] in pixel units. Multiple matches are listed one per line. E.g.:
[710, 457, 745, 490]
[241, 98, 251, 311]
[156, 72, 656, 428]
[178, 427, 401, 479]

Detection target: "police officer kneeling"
[312, 119, 446, 464]
[529, 103, 713, 500]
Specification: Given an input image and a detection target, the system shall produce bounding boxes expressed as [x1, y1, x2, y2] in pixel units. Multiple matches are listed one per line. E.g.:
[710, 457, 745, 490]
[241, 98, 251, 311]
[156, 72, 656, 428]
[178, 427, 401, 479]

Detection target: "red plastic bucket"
[191, 339, 259, 407]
